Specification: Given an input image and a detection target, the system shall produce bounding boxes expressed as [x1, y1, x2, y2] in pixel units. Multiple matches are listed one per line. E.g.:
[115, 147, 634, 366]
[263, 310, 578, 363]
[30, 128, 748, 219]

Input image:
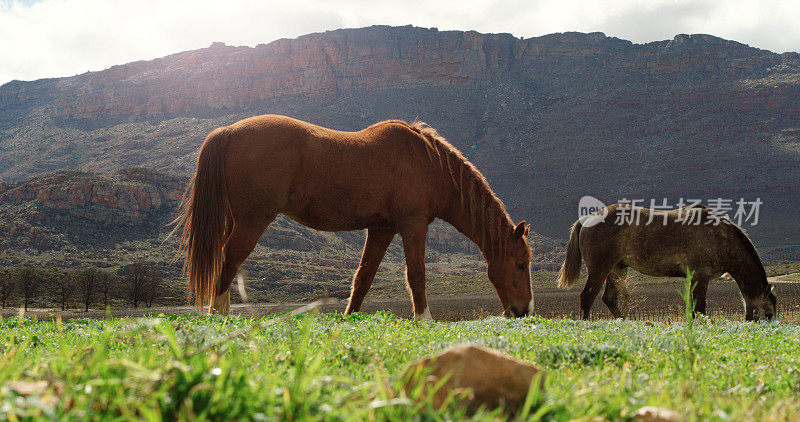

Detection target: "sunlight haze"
[1, 0, 799, 85]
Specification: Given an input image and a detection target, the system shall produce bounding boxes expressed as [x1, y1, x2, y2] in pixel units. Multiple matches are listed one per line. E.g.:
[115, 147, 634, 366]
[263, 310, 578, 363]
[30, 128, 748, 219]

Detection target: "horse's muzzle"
[503, 306, 529, 318]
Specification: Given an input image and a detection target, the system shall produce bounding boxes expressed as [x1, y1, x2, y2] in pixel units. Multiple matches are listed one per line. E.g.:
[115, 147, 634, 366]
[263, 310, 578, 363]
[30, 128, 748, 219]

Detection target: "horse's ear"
[514, 221, 527, 240]
[524, 224, 530, 237]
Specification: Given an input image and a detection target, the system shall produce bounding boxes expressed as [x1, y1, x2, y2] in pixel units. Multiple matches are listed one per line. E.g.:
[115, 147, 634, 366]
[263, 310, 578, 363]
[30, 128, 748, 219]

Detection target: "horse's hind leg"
[345, 228, 395, 314]
[603, 264, 628, 319]
[211, 215, 276, 315]
[580, 267, 610, 320]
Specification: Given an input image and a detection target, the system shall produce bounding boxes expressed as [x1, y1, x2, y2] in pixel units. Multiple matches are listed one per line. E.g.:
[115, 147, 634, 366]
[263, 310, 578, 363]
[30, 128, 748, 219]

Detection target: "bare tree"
[143, 269, 163, 308]
[18, 265, 40, 311]
[98, 270, 115, 309]
[77, 268, 99, 311]
[0, 269, 15, 308]
[121, 263, 157, 308]
[51, 270, 77, 311]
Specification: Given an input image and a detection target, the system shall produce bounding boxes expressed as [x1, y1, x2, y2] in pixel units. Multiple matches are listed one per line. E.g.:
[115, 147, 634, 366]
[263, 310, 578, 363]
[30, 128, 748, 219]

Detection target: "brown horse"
[173, 115, 533, 319]
[557, 203, 776, 321]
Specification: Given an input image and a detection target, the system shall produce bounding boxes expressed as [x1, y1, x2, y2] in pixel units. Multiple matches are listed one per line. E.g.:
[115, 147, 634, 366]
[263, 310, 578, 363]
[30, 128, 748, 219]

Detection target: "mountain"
[1, 25, 799, 261]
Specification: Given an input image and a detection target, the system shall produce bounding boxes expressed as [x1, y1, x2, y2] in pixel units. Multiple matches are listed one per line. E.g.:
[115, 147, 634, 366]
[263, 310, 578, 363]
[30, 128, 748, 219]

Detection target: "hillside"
[0, 168, 182, 250]
[1, 25, 799, 259]
[0, 168, 562, 301]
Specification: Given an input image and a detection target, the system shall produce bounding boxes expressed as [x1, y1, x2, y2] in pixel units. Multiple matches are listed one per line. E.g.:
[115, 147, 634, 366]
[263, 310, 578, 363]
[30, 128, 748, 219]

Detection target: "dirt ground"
[4, 276, 799, 323]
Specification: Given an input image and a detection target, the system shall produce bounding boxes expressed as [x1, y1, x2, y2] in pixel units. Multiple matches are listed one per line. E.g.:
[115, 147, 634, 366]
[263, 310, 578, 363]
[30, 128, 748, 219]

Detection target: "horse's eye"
[515, 262, 526, 270]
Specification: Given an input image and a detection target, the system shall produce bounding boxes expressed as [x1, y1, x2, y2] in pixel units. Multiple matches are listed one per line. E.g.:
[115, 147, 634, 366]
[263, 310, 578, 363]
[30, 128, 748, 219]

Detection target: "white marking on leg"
[236, 272, 248, 302]
[527, 297, 535, 316]
[210, 289, 230, 315]
[414, 306, 433, 321]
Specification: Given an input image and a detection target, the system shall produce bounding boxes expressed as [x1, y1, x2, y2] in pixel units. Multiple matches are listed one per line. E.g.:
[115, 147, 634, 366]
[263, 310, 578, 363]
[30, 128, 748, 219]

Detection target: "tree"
[0, 269, 15, 308]
[77, 268, 99, 311]
[98, 270, 115, 309]
[121, 263, 160, 308]
[17, 265, 41, 311]
[142, 269, 163, 308]
[51, 270, 77, 311]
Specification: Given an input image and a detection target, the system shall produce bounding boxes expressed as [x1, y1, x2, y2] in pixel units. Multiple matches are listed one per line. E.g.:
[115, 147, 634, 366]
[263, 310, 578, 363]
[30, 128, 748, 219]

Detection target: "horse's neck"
[438, 185, 512, 259]
[420, 134, 513, 258]
[729, 241, 768, 298]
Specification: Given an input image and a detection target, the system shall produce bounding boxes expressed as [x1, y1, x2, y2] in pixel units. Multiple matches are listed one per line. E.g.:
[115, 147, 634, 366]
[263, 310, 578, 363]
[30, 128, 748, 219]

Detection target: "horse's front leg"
[745, 306, 756, 321]
[345, 228, 396, 314]
[691, 275, 710, 315]
[400, 223, 431, 321]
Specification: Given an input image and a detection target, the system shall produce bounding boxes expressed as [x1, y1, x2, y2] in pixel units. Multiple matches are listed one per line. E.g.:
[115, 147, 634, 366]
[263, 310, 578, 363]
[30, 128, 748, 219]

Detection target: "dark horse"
[174, 115, 533, 319]
[558, 203, 776, 321]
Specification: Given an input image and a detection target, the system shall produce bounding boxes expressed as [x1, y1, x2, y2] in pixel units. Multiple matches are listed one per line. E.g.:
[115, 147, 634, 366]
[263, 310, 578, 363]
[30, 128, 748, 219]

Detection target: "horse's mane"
[729, 220, 768, 283]
[677, 204, 767, 284]
[405, 120, 515, 257]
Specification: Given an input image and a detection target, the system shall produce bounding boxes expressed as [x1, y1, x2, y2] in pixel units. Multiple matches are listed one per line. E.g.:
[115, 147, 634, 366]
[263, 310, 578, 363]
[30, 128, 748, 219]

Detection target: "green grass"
[1, 311, 799, 421]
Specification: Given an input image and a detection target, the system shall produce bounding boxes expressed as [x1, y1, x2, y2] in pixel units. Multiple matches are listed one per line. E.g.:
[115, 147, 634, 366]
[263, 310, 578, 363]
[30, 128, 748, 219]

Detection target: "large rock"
[403, 343, 545, 413]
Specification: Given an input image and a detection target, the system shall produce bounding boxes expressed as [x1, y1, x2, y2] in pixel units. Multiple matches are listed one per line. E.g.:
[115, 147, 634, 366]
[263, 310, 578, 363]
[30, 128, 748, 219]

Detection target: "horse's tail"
[557, 220, 583, 289]
[170, 127, 232, 311]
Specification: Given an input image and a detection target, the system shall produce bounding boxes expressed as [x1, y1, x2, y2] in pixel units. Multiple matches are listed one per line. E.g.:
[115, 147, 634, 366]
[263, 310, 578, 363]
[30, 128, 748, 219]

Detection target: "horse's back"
[221, 115, 439, 231]
[579, 204, 734, 277]
[226, 114, 421, 166]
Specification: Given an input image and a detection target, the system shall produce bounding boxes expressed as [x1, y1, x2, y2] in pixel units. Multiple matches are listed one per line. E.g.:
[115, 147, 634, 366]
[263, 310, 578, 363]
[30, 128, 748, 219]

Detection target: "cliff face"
[0, 169, 184, 249]
[1, 168, 181, 222]
[2, 27, 796, 121]
[0, 25, 799, 253]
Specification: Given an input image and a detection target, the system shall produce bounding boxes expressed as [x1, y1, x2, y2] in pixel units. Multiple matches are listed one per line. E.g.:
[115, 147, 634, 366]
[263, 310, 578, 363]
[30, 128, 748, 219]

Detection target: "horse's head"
[746, 285, 777, 322]
[760, 285, 778, 321]
[487, 221, 533, 318]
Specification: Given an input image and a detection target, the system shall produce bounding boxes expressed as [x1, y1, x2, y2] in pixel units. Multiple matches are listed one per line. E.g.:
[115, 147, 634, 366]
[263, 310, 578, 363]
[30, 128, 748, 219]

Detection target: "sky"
[1, 0, 799, 85]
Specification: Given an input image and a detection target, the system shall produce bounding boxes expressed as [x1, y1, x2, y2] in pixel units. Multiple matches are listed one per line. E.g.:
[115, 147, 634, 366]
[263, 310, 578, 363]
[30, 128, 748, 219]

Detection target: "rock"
[631, 406, 682, 422]
[6, 380, 65, 415]
[9, 380, 50, 396]
[403, 343, 545, 413]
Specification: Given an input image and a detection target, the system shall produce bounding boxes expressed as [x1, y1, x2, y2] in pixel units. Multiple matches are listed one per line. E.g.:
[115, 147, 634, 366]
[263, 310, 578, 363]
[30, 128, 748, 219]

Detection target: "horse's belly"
[623, 254, 688, 278]
[287, 213, 388, 232]
[283, 201, 391, 232]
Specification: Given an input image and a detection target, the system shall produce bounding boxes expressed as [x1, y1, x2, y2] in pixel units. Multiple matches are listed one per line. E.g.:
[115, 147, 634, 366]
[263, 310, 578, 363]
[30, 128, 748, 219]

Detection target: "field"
[2, 306, 800, 420]
[2, 272, 799, 420]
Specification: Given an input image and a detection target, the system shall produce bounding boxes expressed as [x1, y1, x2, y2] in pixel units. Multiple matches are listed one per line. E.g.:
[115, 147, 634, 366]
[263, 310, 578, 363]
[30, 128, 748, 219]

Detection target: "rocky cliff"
[2, 27, 797, 121]
[0, 25, 798, 257]
[0, 168, 184, 249]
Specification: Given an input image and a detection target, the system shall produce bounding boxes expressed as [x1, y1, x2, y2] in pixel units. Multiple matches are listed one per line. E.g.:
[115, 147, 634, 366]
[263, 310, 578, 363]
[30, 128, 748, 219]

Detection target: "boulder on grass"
[403, 343, 545, 413]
